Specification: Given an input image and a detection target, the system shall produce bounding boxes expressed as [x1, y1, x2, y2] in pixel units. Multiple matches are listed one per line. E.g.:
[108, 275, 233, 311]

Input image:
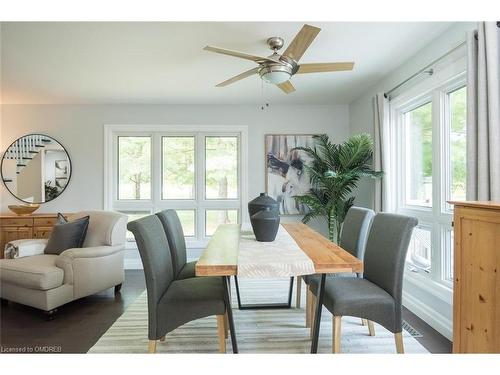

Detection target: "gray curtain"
[466, 22, 500, 201]
[373, 92, 391, 212]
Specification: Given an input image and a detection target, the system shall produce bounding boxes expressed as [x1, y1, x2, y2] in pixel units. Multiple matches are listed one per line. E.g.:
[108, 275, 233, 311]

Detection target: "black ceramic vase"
[248, 193, 280, 242]
[248, 192, 279, 217]
[250, 207, 280, 242]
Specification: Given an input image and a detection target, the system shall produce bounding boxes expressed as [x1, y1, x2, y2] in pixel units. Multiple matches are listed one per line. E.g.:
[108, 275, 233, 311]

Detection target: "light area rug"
[89, 278, 429, 354]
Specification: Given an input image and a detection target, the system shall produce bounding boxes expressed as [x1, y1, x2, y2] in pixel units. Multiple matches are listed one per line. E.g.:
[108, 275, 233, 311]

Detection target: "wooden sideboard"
[0, 213, 68, 258]
[450, 201, 500, 353]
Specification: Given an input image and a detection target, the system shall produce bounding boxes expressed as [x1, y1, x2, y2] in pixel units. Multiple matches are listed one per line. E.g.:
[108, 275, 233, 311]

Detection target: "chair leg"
[309, 293, 316, 338]
[148, 340, 157, 353]
[361, 318, 367, 326]
[395, 332, 404, 354]
[296, 276, 302, 308]
[333, 316, 342, 353]
[367, 320, 375, 336]
[223, 276, 238, 353]
[159, 335, 166, 342]
[114, 283, 122, 293]
[224, 312, 229, 339]
[305, 286, 311, 328]
[217, 315, 226, 353]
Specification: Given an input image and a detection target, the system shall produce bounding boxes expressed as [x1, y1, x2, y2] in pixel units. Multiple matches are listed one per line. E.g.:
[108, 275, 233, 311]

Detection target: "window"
[447, 86, 467, 203]
[406, 225, 432, 272]
[205, 136, 238, 199]
[404, 102, 433, 207]
[118, 136, 151, 200]
[106, 126, 247, 247]
[162, 137, 195, 200]
[205, 210, 238, 236]
[176, 209, 196, 237]
[443, 229, 454, 282]
[391, 71, 466, 288]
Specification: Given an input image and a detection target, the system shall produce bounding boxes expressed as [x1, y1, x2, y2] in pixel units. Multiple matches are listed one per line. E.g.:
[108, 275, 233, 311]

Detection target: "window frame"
[389, 62, 466, 292]
[104, 124, 248, 249]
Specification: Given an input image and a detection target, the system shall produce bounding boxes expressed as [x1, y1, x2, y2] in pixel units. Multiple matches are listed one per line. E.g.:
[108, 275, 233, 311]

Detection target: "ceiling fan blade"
[276, 80, 296, 94]
[297, 62, 355, 74]
[215, 67, 260, 87]
[204, 46, 276, 64]
[282, 24, 321, 62]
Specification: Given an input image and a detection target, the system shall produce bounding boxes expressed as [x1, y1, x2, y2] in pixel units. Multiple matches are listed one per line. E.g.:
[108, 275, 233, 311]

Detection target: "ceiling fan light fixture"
[205, 24, 354, 94]
[258, 64, 292, 84]
[261, 71, 291, 84]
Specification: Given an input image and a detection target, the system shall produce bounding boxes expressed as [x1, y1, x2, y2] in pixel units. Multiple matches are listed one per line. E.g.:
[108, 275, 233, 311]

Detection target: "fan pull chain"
[261, 80, 270, 111]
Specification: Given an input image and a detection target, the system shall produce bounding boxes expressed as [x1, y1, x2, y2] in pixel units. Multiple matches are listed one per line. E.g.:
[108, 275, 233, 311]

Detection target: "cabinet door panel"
[34, 227, 53, 239]
[0, 218, 32, 227]
[454, 206, 500, 353]
[34, 218, 58, 226]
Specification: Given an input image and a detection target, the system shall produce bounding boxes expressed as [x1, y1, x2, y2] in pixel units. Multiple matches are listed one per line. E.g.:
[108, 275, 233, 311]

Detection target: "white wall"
[0, 103, 350, 261]
[348, 22, 476, 341]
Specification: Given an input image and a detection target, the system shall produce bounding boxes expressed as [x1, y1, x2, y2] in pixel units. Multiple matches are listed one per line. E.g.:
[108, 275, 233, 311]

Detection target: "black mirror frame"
[1, 133, 72, 204]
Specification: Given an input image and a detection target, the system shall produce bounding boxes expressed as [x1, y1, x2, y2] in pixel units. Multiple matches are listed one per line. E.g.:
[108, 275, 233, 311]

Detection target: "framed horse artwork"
[265, 134, 319, 215]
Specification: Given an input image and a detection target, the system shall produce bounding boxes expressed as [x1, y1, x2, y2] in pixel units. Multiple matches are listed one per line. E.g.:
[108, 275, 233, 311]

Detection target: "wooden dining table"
[195, 222, 364, 353]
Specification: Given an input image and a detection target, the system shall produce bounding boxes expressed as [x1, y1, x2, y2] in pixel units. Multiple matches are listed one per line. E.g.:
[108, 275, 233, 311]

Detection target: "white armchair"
[0, 211, 127, 318]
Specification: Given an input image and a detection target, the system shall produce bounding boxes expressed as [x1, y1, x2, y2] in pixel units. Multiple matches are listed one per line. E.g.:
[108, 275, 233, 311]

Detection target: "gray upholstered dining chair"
[128, 214, 230, 353]
[316, 213, 417, 353]
[303, 206, 375, 328]
[156, 209, 196, 280]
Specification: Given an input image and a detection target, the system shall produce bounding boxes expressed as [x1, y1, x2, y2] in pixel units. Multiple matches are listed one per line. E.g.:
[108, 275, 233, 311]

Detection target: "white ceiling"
[0, 22, 453, 105]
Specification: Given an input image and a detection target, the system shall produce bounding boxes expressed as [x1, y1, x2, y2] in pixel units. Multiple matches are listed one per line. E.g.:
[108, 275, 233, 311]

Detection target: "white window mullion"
[152, 133, 162, 213]
[156, 200, 197, 210]
[202, 200, 240, 209]
[441, 88, 453, 214]
[430, 90, 442, 283]
[196, 133, 206, 241]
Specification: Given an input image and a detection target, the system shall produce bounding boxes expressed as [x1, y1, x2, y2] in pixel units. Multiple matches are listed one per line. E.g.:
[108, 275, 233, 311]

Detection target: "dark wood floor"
[0, 271, 145, 354]
[0, 270, 452, 353]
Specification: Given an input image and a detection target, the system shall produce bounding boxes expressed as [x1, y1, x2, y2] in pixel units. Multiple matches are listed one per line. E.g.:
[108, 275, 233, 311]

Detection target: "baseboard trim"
[403, 290, 452, 341]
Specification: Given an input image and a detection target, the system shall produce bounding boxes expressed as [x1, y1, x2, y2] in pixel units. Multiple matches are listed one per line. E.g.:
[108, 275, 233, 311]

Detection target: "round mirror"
[1, 134, 72, 204]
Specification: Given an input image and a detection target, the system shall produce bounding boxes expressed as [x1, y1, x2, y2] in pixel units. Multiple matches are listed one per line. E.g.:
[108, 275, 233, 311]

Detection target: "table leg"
[233, 275, 295, 309]
[223, 276, 238, 353]
[287, 276, 294, 307]
[234, 275, 242, 310]
[296, 276, 302, 308]
[310, 273, 326, 353]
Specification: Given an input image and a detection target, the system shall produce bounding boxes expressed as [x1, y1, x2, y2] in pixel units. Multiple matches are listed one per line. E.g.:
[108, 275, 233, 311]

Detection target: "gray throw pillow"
[44, 216, 90, 255]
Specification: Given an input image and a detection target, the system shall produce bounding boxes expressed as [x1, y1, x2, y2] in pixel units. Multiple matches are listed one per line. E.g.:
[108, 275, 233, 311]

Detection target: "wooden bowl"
[8, 204, 40, 216]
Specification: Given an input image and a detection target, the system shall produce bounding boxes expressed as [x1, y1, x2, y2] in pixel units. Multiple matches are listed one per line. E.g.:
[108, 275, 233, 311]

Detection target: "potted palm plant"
[293, 133, 382, 243]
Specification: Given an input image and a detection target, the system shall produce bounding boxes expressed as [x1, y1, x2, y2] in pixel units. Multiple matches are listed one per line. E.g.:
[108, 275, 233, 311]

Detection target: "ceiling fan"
[203, 24, 354, 94]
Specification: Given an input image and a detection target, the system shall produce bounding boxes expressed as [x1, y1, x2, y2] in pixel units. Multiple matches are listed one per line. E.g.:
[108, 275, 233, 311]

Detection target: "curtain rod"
[384, 40, 467, 99]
